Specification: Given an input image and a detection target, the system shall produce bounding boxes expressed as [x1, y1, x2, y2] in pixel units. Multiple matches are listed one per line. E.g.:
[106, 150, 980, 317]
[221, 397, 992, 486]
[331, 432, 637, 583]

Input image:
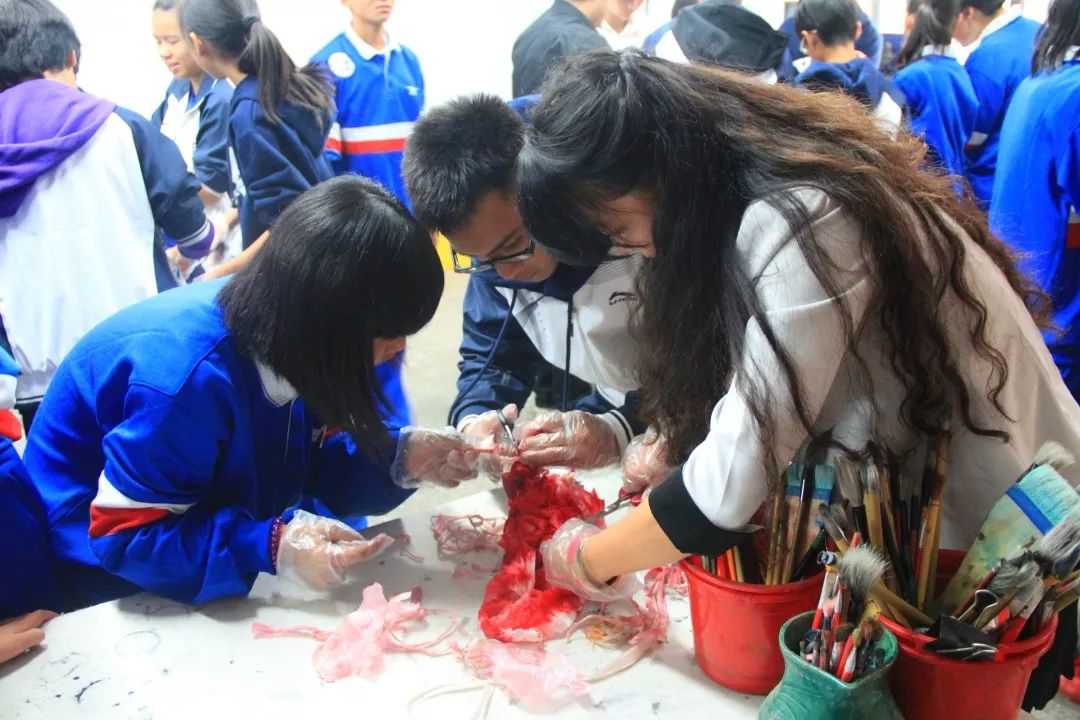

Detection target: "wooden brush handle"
[916, 502, 942, 609]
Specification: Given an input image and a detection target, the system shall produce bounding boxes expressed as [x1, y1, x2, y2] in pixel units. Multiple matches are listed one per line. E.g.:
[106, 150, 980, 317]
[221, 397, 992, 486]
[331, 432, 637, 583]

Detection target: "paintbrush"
[804, 465, 837, 553]
[830, 623, 853, 673]
[812, 558, 839, 629]
[838, 545, 888, 624]
[862, 463, 892, 586]
[779, 464, 806, 584]
[917, 425, 951, 610]
[767, 468, 795, 585]
[819, 505, 933, 626]
[937, 442, 1080, 614]
[897, 466, 919, 602]
[837, 458, 869, 541]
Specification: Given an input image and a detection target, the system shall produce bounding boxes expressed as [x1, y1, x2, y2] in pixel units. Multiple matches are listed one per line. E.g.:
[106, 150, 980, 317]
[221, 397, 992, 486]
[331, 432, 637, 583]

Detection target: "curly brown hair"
[517, 51, 1049, 481]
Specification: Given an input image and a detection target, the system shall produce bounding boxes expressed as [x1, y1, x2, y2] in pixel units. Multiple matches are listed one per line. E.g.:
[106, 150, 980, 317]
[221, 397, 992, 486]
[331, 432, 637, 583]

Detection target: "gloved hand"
[516, 410, 620, 469]
[275, 510, 394, 591]
[460, 404, 520, 478]
[540, 518, 642, 602]
[621, 429, 672, 494]
[0, 610, 55, 664]
[391, 427, 482, 489]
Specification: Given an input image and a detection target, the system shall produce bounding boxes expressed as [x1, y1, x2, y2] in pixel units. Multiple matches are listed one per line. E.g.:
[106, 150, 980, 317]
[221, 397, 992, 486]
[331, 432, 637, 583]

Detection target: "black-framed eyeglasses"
[452, 237, 536, 274]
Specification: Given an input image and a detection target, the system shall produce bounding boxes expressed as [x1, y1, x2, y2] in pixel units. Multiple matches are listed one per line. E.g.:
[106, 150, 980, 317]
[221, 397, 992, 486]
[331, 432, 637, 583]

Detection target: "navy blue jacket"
[228, 76, 334, 248]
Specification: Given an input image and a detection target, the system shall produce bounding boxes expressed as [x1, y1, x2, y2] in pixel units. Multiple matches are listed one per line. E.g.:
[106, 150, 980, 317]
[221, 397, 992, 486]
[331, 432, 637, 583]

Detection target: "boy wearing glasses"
[403, 94, 645, 470]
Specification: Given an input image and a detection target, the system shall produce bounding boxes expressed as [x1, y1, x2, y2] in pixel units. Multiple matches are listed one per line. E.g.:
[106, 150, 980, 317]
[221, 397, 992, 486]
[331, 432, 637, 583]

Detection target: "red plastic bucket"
[681, 558, 824, 695]
[879, 549, 1059, 720]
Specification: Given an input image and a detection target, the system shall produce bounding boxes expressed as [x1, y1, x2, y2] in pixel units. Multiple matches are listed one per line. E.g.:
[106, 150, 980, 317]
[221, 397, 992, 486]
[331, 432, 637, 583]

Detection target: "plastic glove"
[621, 429, 672, 494]
[391, 426, 481, 489]
[276, 510, 394, 590]
[0, 610, 55, 664]
[516, 410, 620, 469]
[460, 404, 520, 478]
[540, 518, 642, 602]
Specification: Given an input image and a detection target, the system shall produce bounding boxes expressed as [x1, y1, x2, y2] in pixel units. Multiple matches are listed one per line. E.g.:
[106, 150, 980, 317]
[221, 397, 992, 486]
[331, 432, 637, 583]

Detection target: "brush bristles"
[1016, 468, 1080, 519]
[819, 504, 847, 544]
[988, 560, 1040, 596]
[836, 460, 864, 508]
[838, 545, 888, 599]
[1035, 515, 1080, 565]
[1033, 441, 1076, 471]
[862, 464, 880, 495]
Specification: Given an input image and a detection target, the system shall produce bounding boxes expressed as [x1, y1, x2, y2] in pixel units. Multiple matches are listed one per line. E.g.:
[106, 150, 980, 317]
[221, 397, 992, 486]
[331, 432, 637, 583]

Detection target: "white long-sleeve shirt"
[650, 188, 1080, 553]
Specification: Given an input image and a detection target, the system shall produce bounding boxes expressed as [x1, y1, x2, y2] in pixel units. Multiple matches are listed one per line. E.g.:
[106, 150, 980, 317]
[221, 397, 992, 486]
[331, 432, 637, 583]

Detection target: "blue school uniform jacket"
[795, 57, 907, 131]
[989, 57, 1080, 394]
[22, 280, 413, 610]
[151, 77, 233, 195]
[893, 50, 978, 179]
[311, 29, 424, 207]
[0, 80, 212, 404]
[777, 9, 883, 82]
[228, 76, 333, 248]
[962, 11, 1040, 206]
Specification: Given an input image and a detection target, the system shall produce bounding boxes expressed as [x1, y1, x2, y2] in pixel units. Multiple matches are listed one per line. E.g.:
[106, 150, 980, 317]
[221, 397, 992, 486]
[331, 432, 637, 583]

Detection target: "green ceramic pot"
[759, 611, 903, 720]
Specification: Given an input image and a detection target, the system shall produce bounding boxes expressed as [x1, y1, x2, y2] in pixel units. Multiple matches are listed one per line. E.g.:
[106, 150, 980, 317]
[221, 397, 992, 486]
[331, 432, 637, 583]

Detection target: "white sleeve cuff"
[595, 410, 633, 456]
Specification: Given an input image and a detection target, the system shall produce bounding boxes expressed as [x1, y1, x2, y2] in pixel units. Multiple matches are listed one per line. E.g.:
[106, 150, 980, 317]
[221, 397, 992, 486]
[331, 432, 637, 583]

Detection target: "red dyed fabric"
[478, 463, 604, 643]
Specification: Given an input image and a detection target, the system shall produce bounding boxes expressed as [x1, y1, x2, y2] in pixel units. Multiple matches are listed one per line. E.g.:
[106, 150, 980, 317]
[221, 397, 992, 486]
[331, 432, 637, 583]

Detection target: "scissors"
[495, 408, 518, 453]
[586, 488, 645, 523]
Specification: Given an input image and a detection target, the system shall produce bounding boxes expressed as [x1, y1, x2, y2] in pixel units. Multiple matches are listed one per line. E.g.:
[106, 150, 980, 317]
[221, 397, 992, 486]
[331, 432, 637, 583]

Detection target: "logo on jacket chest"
[328, 52, 356, 78]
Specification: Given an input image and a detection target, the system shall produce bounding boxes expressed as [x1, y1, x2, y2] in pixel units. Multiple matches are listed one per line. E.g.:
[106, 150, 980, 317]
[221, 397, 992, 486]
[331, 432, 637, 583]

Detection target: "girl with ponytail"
[892, 0, 978, 180]
[179, 0, 334, 254]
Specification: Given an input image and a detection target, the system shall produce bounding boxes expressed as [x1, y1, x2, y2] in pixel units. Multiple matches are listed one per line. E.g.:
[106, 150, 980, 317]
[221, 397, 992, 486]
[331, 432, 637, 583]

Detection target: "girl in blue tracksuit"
[20, 177, 480, 611]
[990, 0, 1080, 398]
[893, 0, 978, 180]
[180, 0, 334, 252]
[953, 0, 1040, 207]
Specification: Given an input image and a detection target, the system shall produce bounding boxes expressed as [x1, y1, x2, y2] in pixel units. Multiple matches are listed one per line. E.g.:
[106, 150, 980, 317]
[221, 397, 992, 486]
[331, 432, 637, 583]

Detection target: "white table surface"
[0, 469, 765, 720]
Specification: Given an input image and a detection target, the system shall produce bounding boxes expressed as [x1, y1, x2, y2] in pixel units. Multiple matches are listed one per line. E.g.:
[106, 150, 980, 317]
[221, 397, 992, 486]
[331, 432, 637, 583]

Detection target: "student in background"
[311, 0, 423, 208]
[600, 0, 646, 50]
[151, 0, 238, 274]
[22, 177, 483, 611]
[793, 0, 906, 133]
[990, 0, 1080, 400]
[179, 0, 333, 261]
[512, 0, 608, 97]
[647, 0, 788, 83]
[892, 0, 977, 180]
[0, 0, 213, 430]
[403, 94, 647, 470]
[952, 0, 1040, 207]
[778, 2, 882, 79]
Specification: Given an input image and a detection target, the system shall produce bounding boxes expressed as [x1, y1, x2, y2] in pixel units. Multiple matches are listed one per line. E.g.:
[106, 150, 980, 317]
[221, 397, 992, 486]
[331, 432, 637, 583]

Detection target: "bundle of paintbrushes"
[761, 443, 838, 585]
[800, 545, 890, 681]
[698, 541, 762, 583]
[924, 513, 1080, 659]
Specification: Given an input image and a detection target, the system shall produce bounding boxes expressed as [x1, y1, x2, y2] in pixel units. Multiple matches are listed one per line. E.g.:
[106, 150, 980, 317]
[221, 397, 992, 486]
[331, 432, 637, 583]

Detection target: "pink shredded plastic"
[251, 583, 461, 682]
[388, 532, 425, 563]
[568, 565, 688, 682]
[451, 638, 590, 709]
[431, 514, 504, 557]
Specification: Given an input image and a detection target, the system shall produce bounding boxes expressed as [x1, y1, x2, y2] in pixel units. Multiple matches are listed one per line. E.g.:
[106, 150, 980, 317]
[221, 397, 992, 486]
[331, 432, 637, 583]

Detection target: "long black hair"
[0, 0, 80, 92]
[218, 176, 444, 452]
[1033, 0, 1080, 73]
[896, 0, 959, 69]
[518, 51, 1046, 479]
[178, 0, 331, 123]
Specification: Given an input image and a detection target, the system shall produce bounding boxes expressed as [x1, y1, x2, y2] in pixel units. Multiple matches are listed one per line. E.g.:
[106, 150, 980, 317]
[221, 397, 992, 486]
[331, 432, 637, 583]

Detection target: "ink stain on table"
[652, 701, 661, 715]
[75, 678, 105, 703]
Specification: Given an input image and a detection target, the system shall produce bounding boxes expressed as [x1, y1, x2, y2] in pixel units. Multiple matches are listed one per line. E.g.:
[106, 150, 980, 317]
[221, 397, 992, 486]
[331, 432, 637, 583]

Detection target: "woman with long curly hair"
[522, 51, 1080, 607]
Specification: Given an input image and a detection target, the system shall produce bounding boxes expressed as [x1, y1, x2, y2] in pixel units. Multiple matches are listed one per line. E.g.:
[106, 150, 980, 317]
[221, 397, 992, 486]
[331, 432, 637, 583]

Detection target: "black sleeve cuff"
[650, 465, 749, 556]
